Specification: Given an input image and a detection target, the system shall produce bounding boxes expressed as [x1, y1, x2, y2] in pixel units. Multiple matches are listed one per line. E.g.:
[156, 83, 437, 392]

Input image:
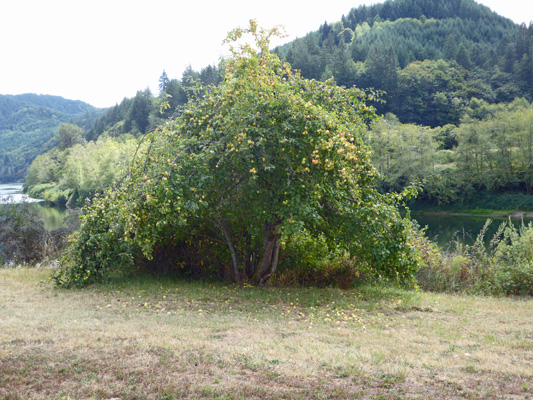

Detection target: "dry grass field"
[1, 267, 532, 399]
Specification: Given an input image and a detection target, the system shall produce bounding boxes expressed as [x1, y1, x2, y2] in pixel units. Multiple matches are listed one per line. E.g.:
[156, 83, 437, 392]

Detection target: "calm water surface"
[0, 183, 69, 230]
[412, 214, 533, 248]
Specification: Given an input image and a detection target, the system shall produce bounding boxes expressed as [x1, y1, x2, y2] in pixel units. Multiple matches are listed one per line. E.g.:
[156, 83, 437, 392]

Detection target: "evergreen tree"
[456, 43, 472, 69]
[55, 124, 85, 150]
[363, 43, 399, 112]
[158, 70, 170, 95]
[514, 54, 533, 98]
[199, 64, 221, 86]
[331, 42, 357, 88]
[503, 44, 516, 73]
[124, 89, 152, 135]
[162, 79, 182, 117]
[443, 33, 458, 60]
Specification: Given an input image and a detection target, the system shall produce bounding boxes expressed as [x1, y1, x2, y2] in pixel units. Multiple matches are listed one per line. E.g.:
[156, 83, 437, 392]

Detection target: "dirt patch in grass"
[1, 268, 532, 399]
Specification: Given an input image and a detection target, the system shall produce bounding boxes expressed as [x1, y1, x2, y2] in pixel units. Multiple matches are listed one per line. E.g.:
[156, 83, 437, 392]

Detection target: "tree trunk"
[216, 216, 241, 284]
[252, 220, 281, 285]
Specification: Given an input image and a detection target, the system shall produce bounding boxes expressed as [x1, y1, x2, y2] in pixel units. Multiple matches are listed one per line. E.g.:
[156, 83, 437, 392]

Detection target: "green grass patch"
[91, 272, 420, 321]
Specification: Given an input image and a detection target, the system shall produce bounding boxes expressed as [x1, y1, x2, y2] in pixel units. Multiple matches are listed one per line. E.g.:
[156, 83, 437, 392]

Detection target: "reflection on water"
[412, 214, 532, 249]
[0, 183, 69, 230]
[30, 202, 70, 230]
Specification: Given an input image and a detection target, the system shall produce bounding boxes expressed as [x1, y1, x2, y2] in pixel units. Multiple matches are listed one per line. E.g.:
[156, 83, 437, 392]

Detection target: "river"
[0, 183, 42, 204]
[0, 183, 69, 230]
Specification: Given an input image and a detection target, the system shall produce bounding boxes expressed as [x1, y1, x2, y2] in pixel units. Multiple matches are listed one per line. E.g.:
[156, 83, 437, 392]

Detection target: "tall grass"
[416, 219, 533, 295]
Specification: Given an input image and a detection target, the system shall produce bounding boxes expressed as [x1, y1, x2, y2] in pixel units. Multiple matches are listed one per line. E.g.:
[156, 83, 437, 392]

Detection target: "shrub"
[274, 230, 365, 288]
[25, 183, 56, 200]
[495, 261, 533, 296]
[52, 198, 134, 287]
[0, 202, 70, 265]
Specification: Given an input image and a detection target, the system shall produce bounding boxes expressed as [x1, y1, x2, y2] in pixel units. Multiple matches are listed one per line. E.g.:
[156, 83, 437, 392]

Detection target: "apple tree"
[54, 21, 420, 287]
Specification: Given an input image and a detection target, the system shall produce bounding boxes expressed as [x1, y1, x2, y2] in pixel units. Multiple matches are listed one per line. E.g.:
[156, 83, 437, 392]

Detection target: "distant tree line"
[369, 99, 533, 207]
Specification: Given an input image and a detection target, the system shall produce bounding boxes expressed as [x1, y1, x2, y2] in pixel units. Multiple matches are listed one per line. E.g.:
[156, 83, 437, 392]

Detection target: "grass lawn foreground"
[0, 267, 532, 400]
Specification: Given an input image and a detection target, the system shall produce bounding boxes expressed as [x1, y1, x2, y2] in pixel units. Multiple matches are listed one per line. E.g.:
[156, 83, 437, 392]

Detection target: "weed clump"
[416, 219, 533, 296]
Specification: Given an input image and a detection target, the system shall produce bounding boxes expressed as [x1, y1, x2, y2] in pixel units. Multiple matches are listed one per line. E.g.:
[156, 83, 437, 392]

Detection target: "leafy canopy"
[55, 21, 420, 287]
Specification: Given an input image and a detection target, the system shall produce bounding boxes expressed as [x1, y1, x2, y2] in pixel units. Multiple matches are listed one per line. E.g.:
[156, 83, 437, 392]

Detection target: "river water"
[0, 183, 69, 230]
[0, 183, 42, 204]
[412, 213, 533, 248]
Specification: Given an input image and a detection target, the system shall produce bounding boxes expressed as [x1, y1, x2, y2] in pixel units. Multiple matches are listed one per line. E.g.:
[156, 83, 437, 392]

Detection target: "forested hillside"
[22, 0, 533, 209]
[85, 0, 532, 137]
[0, 94, 102, 183]
[277, 0, 532, 126]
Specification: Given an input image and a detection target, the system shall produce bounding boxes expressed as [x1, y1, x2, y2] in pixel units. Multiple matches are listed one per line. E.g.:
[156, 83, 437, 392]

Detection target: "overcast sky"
[0, 0, 530, 108]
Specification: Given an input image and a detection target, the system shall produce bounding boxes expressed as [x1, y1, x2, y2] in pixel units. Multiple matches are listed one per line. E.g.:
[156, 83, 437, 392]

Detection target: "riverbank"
[409, 192, 533, 218]
[1, 267, 532, 399]
[0, 183, 70, 230]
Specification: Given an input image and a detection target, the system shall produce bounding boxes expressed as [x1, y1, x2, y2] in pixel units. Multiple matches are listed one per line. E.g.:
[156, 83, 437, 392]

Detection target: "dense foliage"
[369, 99, 533, 206]
[53, 22, 421, 288]
[276, 0, 532, 126]
[0, 94, 102, 183]
[24, 125, 137, 206]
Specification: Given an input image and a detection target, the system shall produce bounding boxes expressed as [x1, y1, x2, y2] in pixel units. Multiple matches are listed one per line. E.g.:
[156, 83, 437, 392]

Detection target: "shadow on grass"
[89, 271, 421, 314]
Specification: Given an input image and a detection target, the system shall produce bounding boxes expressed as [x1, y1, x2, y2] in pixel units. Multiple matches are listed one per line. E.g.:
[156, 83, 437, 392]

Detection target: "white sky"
[0, 0, 530, 108]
